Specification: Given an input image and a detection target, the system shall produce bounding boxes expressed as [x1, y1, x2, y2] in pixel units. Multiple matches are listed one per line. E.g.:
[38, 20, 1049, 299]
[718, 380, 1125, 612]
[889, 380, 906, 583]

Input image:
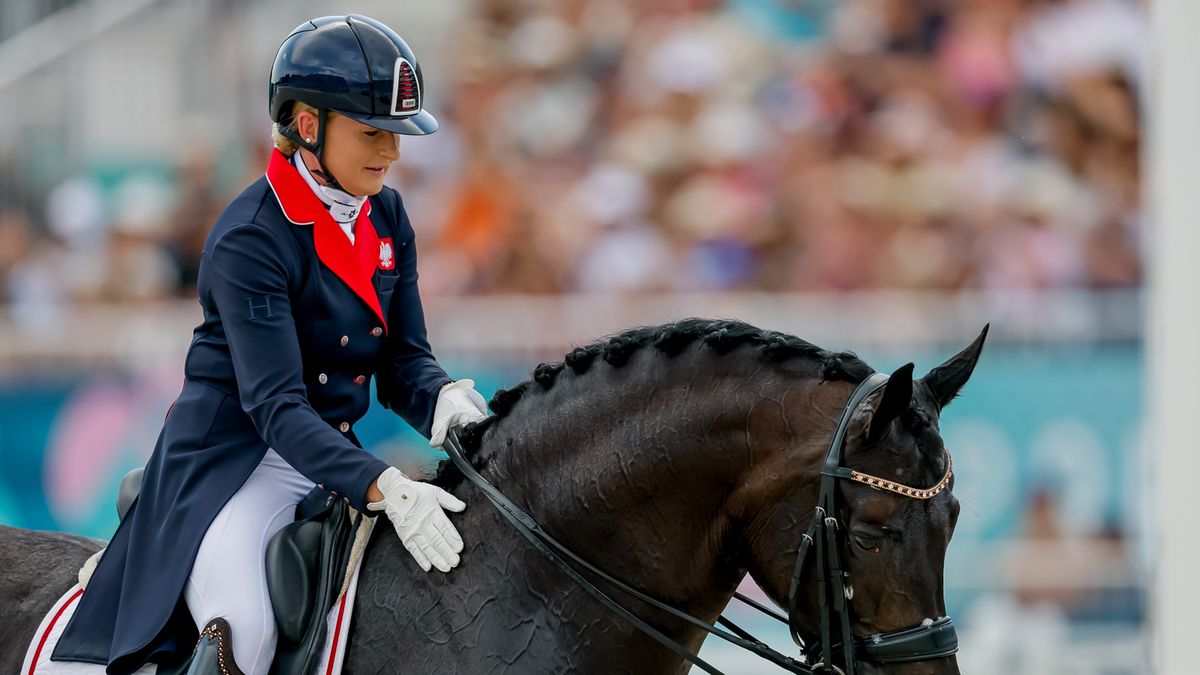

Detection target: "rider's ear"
[866, 362, 914, 444]
[919, 324, 989, 410]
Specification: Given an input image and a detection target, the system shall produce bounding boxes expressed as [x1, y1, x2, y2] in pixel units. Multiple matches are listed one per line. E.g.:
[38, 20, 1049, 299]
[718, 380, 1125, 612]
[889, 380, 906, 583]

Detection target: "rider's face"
[294, 111, 400, 197]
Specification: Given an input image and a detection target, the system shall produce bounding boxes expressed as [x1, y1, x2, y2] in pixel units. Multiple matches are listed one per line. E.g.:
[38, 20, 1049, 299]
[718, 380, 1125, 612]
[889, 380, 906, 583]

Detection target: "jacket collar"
[266, 148, 373, 225]
[265, 149, 386, 332]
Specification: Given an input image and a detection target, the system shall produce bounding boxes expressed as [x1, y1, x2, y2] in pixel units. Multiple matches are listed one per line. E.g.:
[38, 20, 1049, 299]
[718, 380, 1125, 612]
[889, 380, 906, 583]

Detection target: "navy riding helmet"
[269, 15, 437, 186]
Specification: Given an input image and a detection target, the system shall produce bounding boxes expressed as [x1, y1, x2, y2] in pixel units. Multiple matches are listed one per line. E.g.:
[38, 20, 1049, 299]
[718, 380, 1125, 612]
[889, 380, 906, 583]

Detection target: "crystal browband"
[848, 451, 953, 500]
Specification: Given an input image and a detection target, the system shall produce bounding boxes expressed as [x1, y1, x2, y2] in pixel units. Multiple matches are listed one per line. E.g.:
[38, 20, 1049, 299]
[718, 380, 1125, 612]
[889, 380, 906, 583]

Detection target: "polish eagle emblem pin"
[379, 239, 395, 270]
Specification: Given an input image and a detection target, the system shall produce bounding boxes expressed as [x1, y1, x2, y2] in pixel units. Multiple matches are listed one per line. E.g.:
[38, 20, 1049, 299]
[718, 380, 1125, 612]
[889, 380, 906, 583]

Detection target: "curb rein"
[443, 372, 959, 674]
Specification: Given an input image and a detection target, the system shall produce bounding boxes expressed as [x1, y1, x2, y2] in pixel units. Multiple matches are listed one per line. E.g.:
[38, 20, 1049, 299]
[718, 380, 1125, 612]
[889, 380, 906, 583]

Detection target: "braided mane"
[432, 318, 872, 487]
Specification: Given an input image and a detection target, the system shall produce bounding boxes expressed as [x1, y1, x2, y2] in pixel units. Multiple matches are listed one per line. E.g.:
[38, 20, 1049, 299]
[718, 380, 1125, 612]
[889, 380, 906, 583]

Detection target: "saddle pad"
[23, 554, 366, 675]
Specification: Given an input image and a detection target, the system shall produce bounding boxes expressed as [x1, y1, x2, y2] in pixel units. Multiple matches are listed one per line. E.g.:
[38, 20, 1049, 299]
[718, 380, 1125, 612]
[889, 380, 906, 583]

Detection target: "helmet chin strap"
[280, 108, 350, 193]
[291, 149, 366, 224]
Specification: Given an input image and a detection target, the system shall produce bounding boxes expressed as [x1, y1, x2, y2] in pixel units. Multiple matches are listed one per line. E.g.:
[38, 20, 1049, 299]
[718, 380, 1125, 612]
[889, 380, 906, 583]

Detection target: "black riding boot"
[160, 618, 246, 675]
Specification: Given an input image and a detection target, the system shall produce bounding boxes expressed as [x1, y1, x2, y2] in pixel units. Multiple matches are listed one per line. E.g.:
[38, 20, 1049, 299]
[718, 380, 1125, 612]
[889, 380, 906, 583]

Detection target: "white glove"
[430, 379, 488, 448]
[367, 467, 467, 573]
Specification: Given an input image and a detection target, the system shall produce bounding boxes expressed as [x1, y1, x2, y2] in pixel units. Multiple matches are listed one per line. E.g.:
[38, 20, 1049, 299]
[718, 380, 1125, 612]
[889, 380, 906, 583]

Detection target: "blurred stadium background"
[0, 0, 1149, 672]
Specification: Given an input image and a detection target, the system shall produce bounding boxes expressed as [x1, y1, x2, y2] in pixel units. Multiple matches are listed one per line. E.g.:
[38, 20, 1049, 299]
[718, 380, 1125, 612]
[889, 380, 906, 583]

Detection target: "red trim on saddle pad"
[326, 592, 350, 675]
[29, 587, 83, 675]
[265, 150, 388, 334]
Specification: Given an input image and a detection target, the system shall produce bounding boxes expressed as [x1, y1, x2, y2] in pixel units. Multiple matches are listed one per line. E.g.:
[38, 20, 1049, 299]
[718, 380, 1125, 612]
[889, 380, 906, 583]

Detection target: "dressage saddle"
[117, 468, 360, 675]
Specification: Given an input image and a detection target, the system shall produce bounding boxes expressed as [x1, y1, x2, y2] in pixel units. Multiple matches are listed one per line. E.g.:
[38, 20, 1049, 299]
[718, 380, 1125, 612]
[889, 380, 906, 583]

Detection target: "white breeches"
[184, 449, 315, 675]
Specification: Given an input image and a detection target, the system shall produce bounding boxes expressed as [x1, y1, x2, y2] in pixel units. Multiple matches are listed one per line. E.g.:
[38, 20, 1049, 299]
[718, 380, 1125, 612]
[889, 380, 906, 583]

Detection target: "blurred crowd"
[0, 0, 1145, 311]
[960, 485, 1144, 672]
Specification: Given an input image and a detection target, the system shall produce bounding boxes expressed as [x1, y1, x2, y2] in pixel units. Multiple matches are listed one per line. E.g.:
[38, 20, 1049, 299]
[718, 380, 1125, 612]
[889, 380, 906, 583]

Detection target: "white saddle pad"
[22, 555, 366, 675]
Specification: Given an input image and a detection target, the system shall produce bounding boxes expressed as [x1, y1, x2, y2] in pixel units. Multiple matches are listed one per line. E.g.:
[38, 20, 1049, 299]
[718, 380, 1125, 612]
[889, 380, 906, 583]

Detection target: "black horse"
[1, 319, 984, 674]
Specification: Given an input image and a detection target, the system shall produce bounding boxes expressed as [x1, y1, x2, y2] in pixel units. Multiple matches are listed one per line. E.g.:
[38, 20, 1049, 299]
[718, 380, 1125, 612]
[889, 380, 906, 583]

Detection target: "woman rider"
[51, 15, 488, 675]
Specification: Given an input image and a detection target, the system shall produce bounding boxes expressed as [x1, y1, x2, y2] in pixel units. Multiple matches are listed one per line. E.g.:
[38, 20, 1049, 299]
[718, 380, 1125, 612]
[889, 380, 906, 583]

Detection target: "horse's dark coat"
[0, 527, 100, 672]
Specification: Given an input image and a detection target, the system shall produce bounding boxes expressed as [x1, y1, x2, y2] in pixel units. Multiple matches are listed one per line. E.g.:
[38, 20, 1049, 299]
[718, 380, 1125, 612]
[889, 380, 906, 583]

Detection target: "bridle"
[443, 372, 959, 674]
[786, 372, 959, 673]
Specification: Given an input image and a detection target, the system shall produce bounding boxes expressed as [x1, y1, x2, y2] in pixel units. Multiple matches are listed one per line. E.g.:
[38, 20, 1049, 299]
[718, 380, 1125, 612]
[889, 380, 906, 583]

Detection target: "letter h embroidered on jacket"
[246, 296, 274, 320]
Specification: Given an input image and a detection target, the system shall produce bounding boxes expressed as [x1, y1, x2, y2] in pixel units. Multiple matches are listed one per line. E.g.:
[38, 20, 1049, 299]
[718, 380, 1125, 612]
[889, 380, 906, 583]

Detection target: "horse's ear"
[920, 324, 989, 410]
[866, 362, 915, 444]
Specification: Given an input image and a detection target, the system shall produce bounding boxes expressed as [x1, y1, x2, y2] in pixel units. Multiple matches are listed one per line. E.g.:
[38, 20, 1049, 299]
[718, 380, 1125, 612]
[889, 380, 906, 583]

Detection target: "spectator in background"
[166, 145, 225, 295]
[96, 176, 179, 303]
[0, 208, 32, 303]
[1003, 486, 1140, 621]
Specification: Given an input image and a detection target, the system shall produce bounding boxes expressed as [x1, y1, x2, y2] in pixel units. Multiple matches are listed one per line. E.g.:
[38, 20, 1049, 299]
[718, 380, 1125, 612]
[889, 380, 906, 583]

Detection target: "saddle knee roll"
[264, 520, 322, 642]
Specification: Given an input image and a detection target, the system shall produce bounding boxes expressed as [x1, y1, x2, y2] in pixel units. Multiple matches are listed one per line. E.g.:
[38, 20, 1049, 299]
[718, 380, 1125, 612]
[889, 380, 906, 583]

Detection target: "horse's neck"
[349, 358, 836, 672]
[481, 361, 827, 624]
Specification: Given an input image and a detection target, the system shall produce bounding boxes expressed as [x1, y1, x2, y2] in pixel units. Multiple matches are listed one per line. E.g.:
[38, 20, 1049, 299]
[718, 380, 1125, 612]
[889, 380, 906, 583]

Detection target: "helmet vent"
[391, 58, 420, 115]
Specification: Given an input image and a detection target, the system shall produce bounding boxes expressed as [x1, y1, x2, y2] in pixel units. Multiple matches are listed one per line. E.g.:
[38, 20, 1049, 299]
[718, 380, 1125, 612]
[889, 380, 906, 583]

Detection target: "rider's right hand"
[367, 467, 466, 573]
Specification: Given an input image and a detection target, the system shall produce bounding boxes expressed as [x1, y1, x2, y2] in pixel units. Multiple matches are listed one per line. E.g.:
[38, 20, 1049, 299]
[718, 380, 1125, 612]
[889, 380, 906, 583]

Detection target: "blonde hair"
[271, 101, 320, 156]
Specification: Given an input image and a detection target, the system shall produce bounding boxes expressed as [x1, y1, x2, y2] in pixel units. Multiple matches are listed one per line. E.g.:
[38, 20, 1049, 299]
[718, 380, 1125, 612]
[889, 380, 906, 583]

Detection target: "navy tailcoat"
[52, 149, 452, 672]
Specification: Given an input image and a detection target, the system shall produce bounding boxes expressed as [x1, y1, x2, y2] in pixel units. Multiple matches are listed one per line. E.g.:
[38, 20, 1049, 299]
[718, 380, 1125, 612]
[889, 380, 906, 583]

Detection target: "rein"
[442, 372, 959, 674]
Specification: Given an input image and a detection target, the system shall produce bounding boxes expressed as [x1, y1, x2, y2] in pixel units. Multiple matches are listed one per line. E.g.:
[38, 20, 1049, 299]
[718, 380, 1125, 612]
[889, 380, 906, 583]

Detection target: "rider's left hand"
[367, 467, 466, 573]
[430, 379, 488, 448]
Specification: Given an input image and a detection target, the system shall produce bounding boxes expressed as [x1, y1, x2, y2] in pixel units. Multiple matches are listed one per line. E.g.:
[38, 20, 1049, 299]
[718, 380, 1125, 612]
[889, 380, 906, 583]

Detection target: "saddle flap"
[265, 520, 322, 642]
[264, 487, 360, 675]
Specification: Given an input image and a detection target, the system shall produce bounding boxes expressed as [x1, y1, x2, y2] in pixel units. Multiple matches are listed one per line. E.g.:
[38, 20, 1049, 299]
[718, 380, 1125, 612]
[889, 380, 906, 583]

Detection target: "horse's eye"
[852, 533, 882, 554]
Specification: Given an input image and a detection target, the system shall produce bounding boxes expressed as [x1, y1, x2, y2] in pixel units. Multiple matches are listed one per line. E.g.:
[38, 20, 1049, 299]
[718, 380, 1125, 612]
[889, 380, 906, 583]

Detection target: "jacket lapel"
[353, 204, 381, 283]
[266, 150, 387, 333]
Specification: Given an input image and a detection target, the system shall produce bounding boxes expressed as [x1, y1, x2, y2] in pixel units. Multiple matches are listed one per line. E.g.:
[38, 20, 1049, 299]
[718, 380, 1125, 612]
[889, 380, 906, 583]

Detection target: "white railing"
[0, 289, 1141, 373]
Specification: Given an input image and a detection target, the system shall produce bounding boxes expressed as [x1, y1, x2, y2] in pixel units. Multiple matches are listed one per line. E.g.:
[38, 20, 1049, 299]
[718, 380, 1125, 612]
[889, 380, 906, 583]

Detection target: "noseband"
[786, 372, 959, 672]
[443, 371, 958, 674]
